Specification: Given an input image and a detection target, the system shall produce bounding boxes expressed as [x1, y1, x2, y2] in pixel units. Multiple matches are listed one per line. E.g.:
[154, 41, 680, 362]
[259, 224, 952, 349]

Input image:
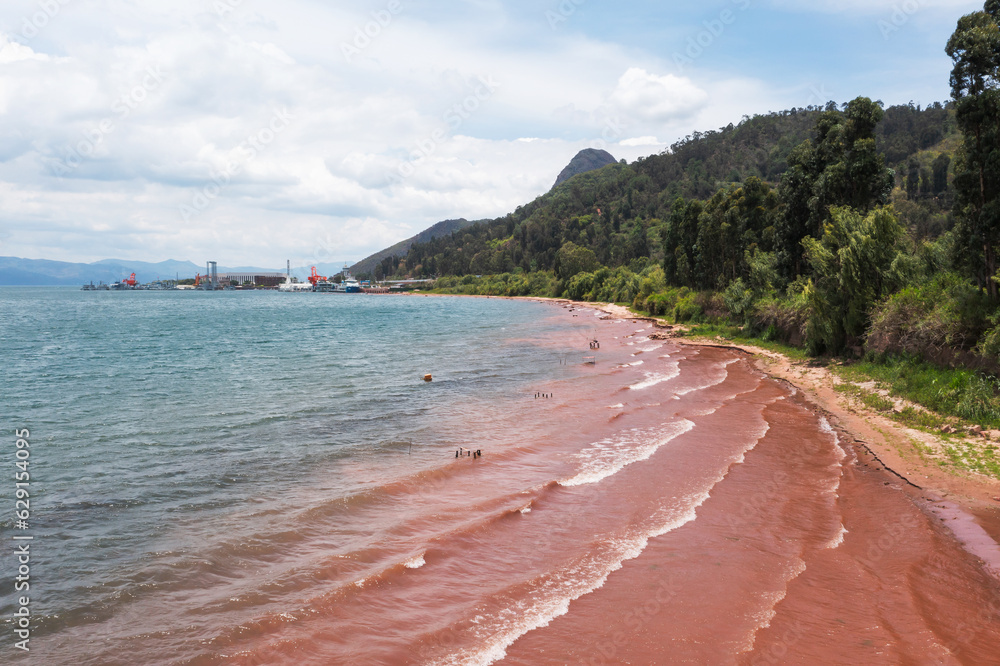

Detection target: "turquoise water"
[0, 288, 579, 661]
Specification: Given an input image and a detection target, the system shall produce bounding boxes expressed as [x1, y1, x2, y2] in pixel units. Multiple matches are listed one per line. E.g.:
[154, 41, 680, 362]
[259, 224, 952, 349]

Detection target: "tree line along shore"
[368, 3, 1000, 488]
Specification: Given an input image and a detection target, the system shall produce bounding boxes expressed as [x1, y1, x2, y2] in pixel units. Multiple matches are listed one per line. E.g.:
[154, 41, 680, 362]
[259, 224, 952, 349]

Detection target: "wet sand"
[209, 295, 1000, 663]
[455, 296, 1000, 663]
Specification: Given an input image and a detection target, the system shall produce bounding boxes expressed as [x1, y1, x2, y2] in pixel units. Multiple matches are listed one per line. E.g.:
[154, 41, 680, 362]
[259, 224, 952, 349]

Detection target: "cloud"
[0, 35, 49, 64]
[619, 136, 663, 147]
[0, 0, 966, 266]
[608, 68, 709, 124]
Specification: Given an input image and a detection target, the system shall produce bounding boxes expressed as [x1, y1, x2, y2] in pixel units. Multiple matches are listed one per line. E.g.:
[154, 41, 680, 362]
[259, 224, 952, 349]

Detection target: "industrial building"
[217, 271, 286, 287]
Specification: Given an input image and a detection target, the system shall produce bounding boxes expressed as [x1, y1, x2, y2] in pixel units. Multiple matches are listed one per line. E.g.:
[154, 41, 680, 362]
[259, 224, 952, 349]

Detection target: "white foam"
[435, 418, 778, 666]
[607, 403, 624, 409]
[672, 358, 738, 397]
[628, 364, 681, 391]
[824, 524, 848, 550]
[431, 503, 703, 666]
[818, 416, 841, 448]
[741, 558, 808, 653]
[560, 420, 695, 487]
[404, 553, 426, 569]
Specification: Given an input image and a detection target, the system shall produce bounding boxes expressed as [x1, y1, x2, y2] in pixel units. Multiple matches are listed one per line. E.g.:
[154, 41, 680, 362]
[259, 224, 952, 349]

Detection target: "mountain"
[0, 257, 357, 285]
[399, 102, 957, 279]
[0, 257, 202, 286]
[350, 218, 482, 277]
[552, 148, 618, 189]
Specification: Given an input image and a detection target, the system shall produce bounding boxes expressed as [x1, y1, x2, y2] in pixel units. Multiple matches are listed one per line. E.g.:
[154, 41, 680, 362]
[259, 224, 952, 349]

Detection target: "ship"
[332, 266, 362, 293]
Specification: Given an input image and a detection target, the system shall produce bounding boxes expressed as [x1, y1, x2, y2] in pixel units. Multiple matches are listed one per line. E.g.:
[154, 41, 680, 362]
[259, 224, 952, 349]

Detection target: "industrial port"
[81, 260, 424, 293]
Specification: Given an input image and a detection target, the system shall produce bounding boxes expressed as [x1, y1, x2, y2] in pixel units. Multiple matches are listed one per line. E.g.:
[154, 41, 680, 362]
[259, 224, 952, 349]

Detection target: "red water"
[43, 308, 1000, 664]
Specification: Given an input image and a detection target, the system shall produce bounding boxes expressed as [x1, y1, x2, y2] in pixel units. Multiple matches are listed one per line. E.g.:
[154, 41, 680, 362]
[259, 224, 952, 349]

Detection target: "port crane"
[308, 266, 327, 286]
[124, 273, 137, 287]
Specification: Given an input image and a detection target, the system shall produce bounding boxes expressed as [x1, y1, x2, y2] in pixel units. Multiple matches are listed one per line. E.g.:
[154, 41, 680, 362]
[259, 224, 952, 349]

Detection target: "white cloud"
[619, 136, 663, 147]
[0, 35, 49, 64]
[0, 0, 964, 266]
[608, 68, 709, 124]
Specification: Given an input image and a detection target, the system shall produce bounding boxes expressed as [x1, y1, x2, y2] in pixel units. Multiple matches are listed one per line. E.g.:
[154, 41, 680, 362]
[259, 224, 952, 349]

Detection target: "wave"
[824, 524, 848, 550]
[404, 553, 427, 569]
[434, 414, 776, 666]
[431, 503, 704, 666]
[559, 420, 695, 487]
[628, 364, 681, 391]
[672, 358, 739, 397]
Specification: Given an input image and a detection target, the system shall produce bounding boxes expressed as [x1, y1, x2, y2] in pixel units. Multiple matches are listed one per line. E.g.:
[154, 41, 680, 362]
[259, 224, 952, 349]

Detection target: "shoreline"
[578, 299, 1000, 568]
[412, 292, 1000, 571]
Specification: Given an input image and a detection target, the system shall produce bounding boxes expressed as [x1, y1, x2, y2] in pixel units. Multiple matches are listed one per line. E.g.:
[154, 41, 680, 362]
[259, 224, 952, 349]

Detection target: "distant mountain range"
[3, 149, 618, 285]
[0, 257, 353, 286]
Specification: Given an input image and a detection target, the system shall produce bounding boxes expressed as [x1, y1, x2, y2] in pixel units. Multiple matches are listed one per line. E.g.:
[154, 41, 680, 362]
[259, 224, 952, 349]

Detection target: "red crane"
[308, 266, 326, 286]
[124, 272, 137, 287]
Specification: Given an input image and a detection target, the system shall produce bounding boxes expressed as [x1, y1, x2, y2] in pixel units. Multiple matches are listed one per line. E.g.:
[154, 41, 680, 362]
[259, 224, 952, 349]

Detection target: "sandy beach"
[584, 300, 1000, 554]
[401, 293, 1000, 663]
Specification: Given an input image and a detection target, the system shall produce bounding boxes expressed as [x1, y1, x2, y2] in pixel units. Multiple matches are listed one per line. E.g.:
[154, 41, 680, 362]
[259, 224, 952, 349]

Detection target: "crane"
[308, 266, 326, 286]
[125, 273, 137, 287]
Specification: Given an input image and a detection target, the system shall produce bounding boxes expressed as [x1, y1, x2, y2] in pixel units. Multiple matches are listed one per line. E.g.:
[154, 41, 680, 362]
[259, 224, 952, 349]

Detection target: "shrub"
[867, 272, 991, 361]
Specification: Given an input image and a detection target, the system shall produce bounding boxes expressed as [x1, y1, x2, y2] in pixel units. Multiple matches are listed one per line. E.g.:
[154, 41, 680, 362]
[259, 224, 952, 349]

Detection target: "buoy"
[424, 374, 432, 382]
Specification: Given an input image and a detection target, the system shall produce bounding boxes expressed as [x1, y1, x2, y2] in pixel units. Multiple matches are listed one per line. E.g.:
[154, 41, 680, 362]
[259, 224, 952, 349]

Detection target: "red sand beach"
[203, 298, 1000, 664]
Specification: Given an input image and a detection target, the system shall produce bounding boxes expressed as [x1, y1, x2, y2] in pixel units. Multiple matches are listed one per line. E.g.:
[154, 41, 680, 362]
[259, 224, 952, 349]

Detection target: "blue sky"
[0, 0, 984, 267]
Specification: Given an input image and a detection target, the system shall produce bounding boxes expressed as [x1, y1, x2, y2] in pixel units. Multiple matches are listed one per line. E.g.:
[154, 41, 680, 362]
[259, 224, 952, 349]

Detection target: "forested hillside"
[393, 1, 1000, 391]
[398, 100, 954, 282]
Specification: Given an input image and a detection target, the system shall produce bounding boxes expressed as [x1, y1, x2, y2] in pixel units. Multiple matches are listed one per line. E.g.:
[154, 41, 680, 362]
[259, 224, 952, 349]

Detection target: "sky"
[0, 0, 985, 268]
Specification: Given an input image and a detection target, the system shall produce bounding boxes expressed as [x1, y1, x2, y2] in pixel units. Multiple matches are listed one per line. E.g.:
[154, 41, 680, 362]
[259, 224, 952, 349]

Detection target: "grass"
[682, 322, 813, 362]
[643, 310, 1000, 481]
[832, 372, 1000, 479]
[832, 356, 1000, 430]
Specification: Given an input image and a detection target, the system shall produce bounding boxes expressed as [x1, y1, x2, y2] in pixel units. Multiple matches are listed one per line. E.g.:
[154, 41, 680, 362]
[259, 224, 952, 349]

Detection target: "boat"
[278, 275, 313, 292]
[313, 279, 336, 292]
[333, 266, 362, 293]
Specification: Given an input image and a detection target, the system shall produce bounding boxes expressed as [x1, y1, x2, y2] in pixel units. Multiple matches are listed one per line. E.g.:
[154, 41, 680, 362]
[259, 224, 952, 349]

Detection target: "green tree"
[932, 153, 951, 194]
[554, 241, 601, 279]
[663, 198, 701, 286]
[946, 0, 1000, 298]
[802, 206, 908, 354]
[776, 97, 894, 280]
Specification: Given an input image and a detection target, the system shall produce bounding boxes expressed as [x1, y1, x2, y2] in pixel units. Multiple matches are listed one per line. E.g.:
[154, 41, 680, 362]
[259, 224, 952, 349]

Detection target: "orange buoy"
[423, 374, 433, 382]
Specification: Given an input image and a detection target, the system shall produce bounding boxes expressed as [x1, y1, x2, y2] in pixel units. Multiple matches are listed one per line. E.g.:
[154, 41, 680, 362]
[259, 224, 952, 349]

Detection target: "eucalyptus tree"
[946, 0, 1000, 298]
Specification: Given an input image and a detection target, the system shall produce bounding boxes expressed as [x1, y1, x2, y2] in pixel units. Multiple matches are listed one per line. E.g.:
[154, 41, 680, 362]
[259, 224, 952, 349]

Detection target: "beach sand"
[588, 300, 1000, 551]
[499, 299, 1000, 664]
[397, 294, 1000, 663]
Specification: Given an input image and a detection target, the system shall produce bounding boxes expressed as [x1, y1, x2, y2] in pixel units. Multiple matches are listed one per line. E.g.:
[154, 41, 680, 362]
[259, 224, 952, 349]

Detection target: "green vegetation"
[396, 2, 1000, 443]
[834, 356, 1000, 428]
